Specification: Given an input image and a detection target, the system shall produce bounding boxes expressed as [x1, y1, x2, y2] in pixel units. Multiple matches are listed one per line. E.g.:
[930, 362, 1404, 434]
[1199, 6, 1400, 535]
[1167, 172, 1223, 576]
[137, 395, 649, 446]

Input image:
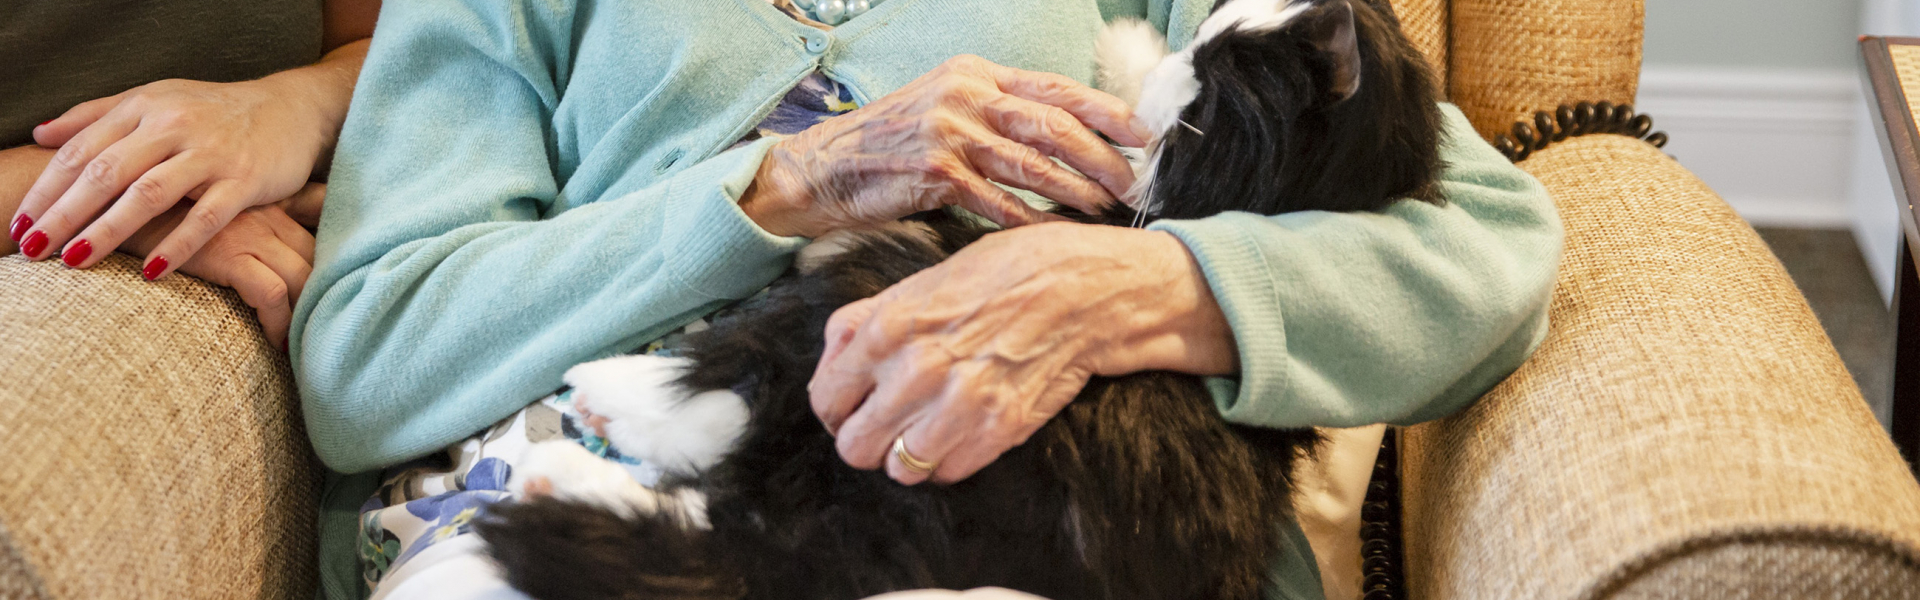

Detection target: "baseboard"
[1635, 66, 1860, 228]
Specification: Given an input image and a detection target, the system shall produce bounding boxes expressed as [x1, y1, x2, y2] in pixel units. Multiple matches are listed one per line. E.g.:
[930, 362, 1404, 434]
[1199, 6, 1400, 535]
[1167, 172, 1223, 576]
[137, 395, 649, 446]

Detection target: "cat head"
[1102, 0, 1443, 220]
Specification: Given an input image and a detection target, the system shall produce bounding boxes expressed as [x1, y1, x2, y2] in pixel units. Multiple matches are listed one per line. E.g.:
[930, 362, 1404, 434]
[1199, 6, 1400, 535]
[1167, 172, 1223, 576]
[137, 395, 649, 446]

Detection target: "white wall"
[1850, 0, 1920, 303]
[1637, 0, 1916, 303]
[1645, 0, 1862, 70]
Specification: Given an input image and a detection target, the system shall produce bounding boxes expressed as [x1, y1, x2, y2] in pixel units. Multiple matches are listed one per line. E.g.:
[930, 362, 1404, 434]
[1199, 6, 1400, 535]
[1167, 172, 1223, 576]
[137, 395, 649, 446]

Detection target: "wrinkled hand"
[122, 202, 317, 349]
[807, 223, 1238, 485]
[10, 75, 344, 278]
[742, 55, 1152, 238]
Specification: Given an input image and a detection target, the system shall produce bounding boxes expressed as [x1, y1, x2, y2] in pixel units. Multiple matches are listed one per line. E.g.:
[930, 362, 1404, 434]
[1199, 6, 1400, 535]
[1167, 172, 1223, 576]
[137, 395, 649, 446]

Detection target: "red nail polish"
[281, 339, 290, 354]
[61, 239, 92, 267]
[8, 214, 29, 243]
[19, 231, 47, 258]
[36, 120, 49, 128]
[142, 255, 169, 281]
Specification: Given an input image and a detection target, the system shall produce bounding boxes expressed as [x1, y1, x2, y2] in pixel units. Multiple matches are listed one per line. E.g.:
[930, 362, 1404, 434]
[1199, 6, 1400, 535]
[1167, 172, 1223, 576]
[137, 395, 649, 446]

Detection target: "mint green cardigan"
[294, 0, 1561, 597]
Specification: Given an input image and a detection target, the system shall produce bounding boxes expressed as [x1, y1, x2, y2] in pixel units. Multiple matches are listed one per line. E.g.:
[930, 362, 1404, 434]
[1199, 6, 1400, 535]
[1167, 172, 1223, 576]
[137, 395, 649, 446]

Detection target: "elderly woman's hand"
[740, 55, 1152, 238]
[807, 222, 1238, 485]
[8, 41, 363, 279]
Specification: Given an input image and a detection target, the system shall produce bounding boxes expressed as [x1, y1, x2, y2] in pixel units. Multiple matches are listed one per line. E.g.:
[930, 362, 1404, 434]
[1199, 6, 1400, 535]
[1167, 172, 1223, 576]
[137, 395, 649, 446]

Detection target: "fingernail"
[280, 339, 290, 354]
[8, 214, 30, 242]
[19, 231, 47, 258]
[1130, 116, 1154, 143]
[35, 120, 49, 128]
[60, 239, 92, 267]
[142, 256, 169, 281]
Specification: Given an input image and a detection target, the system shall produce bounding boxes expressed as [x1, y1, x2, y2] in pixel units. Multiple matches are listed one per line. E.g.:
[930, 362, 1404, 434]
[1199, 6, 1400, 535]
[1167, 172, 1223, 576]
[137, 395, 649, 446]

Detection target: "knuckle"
[926, 77, 966, 100]
[51, 143, 91, 171]
[117, 92, 151, 111]
[36, 211, 76, 234]
[920, 158, 961, 179]
[1037, 106, 1076, 134]
[1001, 141, 1045, 167]
[187, 206, 226, 235]
[124, 177, 174, 211]
[984, 400, 1027, 432]
[255, 280, 291, 310]
[86, 222, 122, 245]
[82, 155, 120, 186]
[151, 108, 197, 130]
[1036, 73, 1079, 95]
[837, 436, 875, 469]
[945, 54, 985, 70]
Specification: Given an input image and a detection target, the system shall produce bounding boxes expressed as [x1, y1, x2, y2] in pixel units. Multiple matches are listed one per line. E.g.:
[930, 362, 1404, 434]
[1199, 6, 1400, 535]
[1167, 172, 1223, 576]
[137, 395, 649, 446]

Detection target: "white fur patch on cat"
[1198, 0, 1311, 40]
[1095, 18, 1168, 108]
[563, 354, 749, 477]
[794, 221, 939, 274]
[512, 440, 712, 528]
[1111, 0, 1312, 141]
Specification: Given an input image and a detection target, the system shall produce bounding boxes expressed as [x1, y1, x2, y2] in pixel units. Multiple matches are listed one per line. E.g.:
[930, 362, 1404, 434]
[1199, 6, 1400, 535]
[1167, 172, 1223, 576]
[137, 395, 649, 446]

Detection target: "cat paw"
[563, 354, 749, 477]
[512, 441, 662, 518]
[512, 441, 711, 528]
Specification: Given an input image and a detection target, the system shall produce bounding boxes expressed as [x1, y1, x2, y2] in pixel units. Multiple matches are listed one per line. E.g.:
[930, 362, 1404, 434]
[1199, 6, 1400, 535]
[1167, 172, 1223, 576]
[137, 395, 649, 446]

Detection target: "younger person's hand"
[122, 202, 317, 350]
[9, 45, 360, 278]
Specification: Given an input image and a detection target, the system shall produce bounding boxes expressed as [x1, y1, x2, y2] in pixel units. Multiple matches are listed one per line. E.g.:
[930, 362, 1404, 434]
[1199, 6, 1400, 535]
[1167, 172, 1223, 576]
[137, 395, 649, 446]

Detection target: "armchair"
[1, 1, 1915, 598]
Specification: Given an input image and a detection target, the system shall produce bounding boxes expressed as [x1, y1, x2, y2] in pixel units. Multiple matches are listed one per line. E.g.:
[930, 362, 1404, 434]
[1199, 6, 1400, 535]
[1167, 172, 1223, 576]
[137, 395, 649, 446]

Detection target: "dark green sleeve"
[0, 0, 322, 147]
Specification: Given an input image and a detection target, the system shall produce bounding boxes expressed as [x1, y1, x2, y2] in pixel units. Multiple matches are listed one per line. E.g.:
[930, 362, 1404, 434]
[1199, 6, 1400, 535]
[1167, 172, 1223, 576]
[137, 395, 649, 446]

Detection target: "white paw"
[512, 441, 664, 519]
[512, 441, 712, 529]
[563, 354, 749, 477]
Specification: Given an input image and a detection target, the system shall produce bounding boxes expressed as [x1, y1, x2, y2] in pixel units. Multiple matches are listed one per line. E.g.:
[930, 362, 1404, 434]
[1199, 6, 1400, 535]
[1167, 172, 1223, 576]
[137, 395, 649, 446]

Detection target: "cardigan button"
[805, 32, 831, 54]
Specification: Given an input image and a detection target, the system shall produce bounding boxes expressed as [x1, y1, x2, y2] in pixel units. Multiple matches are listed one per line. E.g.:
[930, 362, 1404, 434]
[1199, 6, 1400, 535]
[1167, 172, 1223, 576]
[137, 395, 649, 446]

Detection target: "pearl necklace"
[793, 0, 877, 26]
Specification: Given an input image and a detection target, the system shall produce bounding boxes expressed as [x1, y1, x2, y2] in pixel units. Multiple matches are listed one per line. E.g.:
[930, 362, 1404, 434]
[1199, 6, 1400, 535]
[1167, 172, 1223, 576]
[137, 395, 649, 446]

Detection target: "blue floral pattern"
[360, 10, 861, 593]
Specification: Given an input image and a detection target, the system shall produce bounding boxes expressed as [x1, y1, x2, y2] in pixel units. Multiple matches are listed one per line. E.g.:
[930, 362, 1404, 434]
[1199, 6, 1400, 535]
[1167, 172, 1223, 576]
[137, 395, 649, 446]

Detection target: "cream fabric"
[1293, 425, 1389, 600]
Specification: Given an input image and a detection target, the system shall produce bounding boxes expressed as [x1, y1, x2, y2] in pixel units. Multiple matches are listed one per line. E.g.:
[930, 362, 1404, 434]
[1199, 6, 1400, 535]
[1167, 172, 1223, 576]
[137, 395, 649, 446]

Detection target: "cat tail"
[476, 497, 746, 600]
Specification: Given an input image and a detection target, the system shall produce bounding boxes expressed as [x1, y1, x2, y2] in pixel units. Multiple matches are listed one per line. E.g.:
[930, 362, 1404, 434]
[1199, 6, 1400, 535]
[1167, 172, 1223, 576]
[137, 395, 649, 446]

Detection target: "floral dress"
[356, 20, 860, 598]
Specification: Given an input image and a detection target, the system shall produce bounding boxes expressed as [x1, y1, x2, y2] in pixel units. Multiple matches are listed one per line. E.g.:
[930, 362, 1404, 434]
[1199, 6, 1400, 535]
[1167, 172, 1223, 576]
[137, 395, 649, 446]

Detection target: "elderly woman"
[297, 0, 1560, 599]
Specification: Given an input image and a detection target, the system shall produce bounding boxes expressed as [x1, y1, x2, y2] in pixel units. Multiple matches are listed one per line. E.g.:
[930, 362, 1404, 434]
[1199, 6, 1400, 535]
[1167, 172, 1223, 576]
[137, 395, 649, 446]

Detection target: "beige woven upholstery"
[1388, 0, 1449, 87]
[2, 2, 1915, 599]
[1447, 0, 1644, 142]
[1399, 134, 1920, 599]
[0, 522, 47, 600]
[0, 253, 318, 599]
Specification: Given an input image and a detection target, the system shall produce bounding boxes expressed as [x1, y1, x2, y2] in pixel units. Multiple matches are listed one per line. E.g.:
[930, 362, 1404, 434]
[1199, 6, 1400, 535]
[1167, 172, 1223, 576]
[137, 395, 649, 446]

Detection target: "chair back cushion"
[1445, 0, 1644, 141]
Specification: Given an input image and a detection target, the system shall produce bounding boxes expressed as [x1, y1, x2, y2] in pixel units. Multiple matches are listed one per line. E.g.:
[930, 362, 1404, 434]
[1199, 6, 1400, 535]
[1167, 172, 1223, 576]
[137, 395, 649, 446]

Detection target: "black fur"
[481, 210, 1316, 600]
[476, 1, 1443, 598]
[1149, 0, 1443, 219]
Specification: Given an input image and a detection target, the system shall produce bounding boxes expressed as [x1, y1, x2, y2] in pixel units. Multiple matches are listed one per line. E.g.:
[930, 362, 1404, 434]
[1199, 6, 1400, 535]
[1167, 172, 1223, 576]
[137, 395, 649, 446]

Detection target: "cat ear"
[1300, 0, 1362, 103]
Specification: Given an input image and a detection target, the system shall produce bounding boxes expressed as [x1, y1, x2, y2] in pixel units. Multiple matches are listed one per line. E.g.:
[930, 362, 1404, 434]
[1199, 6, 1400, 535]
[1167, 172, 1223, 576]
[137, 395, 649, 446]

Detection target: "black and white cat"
[475, 1, 1442, 599]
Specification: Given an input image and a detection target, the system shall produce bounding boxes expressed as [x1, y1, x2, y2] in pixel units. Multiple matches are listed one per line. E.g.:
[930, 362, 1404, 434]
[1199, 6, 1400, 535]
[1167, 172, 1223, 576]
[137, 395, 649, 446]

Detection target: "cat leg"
[563, 354, 749, 477]
[511, 440, 711, 529]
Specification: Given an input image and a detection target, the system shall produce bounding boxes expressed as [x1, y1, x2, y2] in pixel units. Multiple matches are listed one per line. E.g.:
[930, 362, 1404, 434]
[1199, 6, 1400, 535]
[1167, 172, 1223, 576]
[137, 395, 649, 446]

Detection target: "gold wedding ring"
[893, 436, 938, 474]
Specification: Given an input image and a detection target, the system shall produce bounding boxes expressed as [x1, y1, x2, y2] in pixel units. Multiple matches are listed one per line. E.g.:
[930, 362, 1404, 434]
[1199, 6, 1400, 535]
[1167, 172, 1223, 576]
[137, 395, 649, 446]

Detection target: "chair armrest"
[1398, 134, 1920, 599]
[0, 253, 319, 599]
